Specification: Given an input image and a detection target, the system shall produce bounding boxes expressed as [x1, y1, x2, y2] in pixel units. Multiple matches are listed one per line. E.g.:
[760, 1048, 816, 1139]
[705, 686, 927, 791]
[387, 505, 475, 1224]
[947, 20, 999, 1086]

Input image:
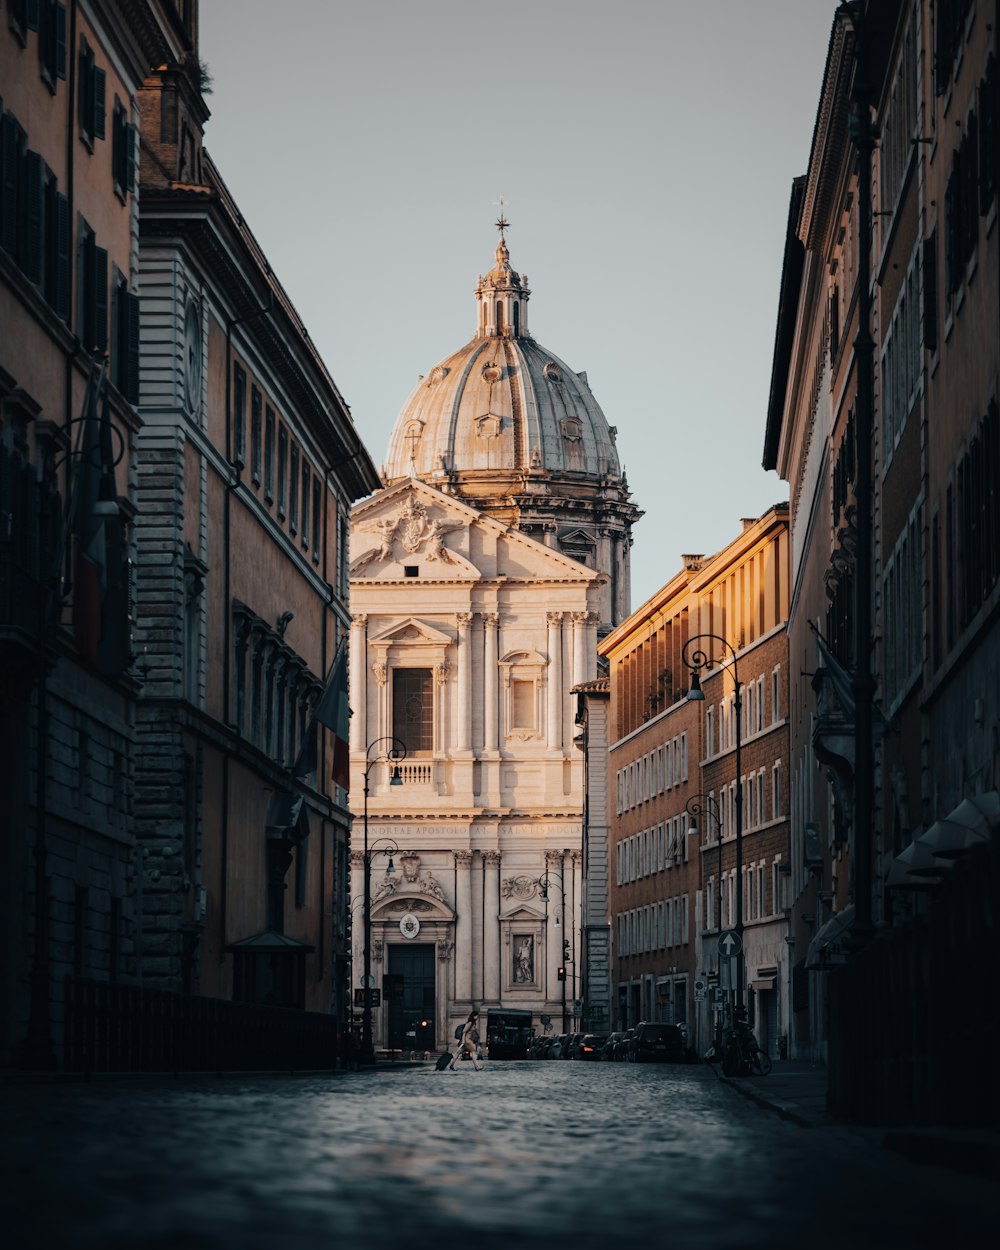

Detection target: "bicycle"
[721, 1022, 772, 1076]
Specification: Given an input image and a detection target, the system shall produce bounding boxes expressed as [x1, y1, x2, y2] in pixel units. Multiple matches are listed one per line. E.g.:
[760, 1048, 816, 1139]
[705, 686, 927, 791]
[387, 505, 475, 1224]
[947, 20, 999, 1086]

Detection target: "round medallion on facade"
[400, 913, 421, 939]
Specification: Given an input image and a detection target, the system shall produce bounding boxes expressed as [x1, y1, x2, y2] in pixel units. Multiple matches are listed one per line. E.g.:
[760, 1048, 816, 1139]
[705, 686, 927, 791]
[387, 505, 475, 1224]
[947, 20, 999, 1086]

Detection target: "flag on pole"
[314, 639, 351, 789]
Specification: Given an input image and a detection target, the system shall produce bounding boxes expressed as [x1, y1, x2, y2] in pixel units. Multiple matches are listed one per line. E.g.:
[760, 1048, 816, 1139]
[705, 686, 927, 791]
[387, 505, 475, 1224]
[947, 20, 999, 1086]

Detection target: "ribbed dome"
[384, 233, 622, 486]
[379, 226, 641, 630]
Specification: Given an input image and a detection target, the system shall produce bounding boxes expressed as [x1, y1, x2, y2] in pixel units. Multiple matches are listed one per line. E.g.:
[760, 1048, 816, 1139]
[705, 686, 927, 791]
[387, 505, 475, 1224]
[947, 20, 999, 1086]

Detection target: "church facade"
[349, 228, 639, 1051]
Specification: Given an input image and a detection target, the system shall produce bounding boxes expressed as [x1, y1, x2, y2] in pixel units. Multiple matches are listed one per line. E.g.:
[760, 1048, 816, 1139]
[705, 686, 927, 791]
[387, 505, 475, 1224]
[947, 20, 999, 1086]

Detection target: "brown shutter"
[93, 244, 108, 351]
[93, 68, 106, 141]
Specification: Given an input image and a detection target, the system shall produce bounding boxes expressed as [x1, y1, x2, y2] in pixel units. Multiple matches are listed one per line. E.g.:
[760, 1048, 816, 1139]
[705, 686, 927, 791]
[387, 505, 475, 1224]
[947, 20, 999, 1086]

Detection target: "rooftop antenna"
[493, 193, 511, 238]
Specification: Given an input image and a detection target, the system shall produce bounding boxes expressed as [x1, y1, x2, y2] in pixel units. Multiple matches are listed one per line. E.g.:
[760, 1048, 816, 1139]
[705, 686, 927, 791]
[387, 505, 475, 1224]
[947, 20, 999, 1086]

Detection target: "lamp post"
[684, 634, 745, 1012]
[360, 736, 405, 1065]
[536, 869, 569, 1034]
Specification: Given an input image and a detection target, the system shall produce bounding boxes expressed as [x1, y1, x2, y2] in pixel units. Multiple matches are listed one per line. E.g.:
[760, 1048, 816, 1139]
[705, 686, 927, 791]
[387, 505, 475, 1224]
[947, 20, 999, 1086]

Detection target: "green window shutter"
[55, 4, 67, 80]
[26, 1, 41, 31]
[93, 245, 108, 351]
[23, 149, 43, 283]
[54, 190, 70, 320]
[1, 113, 21, 257]
[125, 289, 140, 403]
[93, 68, 106, 141]
[125, 124, 136, 193]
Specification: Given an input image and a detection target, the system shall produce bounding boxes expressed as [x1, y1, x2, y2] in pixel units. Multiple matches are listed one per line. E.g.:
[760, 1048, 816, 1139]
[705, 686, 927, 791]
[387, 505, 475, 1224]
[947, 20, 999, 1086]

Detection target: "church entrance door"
[387, 944, 435, 1051]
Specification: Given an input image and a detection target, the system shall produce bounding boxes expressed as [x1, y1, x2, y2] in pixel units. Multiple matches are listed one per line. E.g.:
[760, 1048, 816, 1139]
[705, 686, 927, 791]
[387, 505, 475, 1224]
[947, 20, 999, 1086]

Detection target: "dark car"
[600, 1031, 626, 1060]
[614, 1028, 636, 1060]
[627, 1022, 686, 1063]
[576, 1033, 607, 1060]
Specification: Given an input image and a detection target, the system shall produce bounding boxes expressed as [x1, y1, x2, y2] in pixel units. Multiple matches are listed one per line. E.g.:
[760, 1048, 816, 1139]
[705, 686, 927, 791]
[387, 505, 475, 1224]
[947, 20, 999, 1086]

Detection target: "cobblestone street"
[2, 1062, 994, 1250]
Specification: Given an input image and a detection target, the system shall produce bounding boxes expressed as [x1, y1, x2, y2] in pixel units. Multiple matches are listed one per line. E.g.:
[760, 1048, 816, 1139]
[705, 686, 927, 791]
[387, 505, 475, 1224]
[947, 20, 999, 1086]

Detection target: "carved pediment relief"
[369, 617, 454, 648]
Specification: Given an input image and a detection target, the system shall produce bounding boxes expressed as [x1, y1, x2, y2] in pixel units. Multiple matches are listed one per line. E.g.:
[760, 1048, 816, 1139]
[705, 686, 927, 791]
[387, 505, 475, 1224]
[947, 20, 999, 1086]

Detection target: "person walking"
[447, 1011, 483, 1071]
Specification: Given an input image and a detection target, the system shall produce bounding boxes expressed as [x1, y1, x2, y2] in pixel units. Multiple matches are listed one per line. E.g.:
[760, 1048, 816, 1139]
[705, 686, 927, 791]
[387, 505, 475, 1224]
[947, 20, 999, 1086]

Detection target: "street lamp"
[361, 736, 405, 1064]
[684, 634, 745, 1011]
[535, 870, 569, 1033]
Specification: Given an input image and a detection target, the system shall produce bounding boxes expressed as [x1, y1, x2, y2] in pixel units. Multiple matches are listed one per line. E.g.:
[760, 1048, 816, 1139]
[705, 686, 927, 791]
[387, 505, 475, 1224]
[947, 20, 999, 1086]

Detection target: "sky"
[199, 0, 835, 610]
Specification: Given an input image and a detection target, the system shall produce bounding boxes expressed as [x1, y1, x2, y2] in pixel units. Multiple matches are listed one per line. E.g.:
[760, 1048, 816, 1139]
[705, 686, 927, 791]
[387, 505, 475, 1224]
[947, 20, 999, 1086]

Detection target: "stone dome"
[384, 235, 623, 488]
[379, 226, 641, 628]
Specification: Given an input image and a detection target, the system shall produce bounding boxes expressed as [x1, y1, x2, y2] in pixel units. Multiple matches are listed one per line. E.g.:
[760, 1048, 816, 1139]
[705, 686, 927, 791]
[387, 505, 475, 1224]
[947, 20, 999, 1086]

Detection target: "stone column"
[434, 661, 451, 758]
[572, 611, 589, 688]
[372, 659, 387, 745]
[437, 940, 455, 1049]
[350, 614, 366, 751]
[483, 612, 499, 753]
[483, 851, 501, 1002]
[545, 849, 563, 1008]
[456, 613, 472, 753]
[547, 611, 563, 752]
[570, 849, 583, 1010]
[454, 849, 473, 1004]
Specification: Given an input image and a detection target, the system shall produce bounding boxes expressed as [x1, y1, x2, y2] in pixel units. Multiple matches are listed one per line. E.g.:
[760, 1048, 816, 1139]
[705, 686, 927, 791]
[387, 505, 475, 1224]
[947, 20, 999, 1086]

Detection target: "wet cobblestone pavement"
[1, 1061, 994, 1250]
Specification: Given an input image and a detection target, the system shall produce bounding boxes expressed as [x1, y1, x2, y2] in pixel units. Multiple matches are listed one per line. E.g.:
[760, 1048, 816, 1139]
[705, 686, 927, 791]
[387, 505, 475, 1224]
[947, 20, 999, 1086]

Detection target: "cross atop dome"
[494, 193, 510, 239]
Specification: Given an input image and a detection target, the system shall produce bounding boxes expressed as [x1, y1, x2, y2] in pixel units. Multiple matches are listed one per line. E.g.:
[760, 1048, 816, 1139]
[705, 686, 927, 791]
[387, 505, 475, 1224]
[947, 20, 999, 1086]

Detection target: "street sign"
[718, 930, 742, 958]
[694, 988, 707, 1002]
[711, 987, 724, 1007]
[361, 973, 375, 988]
[354, 988, 381, 1007]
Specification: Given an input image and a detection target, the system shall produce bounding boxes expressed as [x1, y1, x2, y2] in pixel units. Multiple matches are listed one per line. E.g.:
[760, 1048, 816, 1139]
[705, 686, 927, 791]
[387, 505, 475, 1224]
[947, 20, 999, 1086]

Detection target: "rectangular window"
[772, 666, 780, 722]
[111, 96, 136, 198]
[289, 443, 299, 533]
[250, 387, 262, 484]
[301, 461, 311, 546]
[76, 216, 107, 352]
[511, 679, 534, 728]
[392, 667, 433, 754]
[233, 365, 247, 467]
[705, 706, 713, 757]
[110, 271, 140, 403]
[312, 478, 321, 562]
[77, 36, 106, 148]
[277, 422, 288, 518]
[681, 731, 688, 781]
[264, 406, 275, 502]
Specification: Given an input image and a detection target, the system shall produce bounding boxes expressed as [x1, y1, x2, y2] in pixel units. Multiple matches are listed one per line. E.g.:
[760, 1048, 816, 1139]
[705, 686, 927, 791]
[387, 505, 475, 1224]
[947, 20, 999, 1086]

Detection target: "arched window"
[512, 301, 520, 336]
[495, 299, 503, 334]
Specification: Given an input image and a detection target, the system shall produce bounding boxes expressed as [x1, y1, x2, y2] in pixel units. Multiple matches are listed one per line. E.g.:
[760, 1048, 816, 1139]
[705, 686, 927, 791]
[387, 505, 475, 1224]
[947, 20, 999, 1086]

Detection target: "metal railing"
[63, 977, 343, 1073]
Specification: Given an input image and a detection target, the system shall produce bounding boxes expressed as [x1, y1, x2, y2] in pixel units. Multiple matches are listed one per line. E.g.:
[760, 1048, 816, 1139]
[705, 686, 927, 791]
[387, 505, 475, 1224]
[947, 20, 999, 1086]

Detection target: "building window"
[111, 97, 136, 198]
[77, 36, 106, 149]
[772, 761, 782, 819]
[250, 387, 262, 484]
[264, 406, 275, 502]
[233, 365, 247, 467]
[681, 731, 688, 781]
[311, 477, 321, 561]
[277, 423, 288, 518]
[772, 666, 781, 722]
[392, 667, 433, 755]
[111, 271, 139, 403]
[301, 462, 311, 547]
[511, 679, 534, 728]
[289, 443, 299, 533]
[76, 217, 108, 352]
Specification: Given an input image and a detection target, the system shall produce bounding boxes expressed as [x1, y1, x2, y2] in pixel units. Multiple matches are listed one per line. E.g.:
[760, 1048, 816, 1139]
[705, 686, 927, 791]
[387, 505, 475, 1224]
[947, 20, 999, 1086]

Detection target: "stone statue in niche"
[514, 935, 534, 984]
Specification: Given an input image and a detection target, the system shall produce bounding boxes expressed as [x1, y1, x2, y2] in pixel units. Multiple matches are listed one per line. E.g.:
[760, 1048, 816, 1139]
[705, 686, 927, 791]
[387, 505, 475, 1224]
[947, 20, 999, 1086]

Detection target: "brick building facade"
[598, 506, 790, 1056]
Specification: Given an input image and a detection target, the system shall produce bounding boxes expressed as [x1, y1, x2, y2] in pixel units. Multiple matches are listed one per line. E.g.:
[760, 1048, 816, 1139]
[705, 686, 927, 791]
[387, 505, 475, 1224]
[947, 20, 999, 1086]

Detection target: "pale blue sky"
[199, 0, 834, 609]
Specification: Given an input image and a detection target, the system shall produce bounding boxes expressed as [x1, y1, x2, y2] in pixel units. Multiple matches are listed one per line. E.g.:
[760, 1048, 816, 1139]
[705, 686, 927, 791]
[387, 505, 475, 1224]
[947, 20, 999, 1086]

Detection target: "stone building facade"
[0, 0, 169, 1068]
[350, 228, 639, 1051]
[764, 0, 999, 1122]
[598, 506, 790, 1057]
[133, 30, 379, 1016]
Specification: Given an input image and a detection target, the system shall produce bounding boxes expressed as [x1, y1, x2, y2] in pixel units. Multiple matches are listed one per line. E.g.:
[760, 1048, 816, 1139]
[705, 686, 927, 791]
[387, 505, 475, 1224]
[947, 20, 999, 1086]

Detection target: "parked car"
[576, 1034, 607, 1060]
[613, 1028, 636, 1060]
[565, 1033, 586, 1059]
[626, 1022, 686, 1063]
[600, 1031, 626, 1060]
[547, 1034, 569, 1060]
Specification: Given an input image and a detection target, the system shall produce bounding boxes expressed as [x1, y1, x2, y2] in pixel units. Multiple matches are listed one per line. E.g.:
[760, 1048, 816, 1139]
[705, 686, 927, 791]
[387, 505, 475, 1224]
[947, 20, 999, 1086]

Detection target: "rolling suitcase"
[435, 1052, 452, 1071]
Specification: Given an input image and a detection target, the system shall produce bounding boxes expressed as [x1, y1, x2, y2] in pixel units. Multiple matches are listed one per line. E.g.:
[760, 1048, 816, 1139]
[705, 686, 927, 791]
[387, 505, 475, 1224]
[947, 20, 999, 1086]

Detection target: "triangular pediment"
[351, 477, 598, 584]
[502, 903, 546, 922]
[368, 617, 453, 647]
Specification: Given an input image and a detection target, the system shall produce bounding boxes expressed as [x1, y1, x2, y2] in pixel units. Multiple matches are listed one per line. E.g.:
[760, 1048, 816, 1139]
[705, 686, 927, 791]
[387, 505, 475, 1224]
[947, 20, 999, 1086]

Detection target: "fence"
[828, 840, 998, 1126]
[63, 977, 342, 1073]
